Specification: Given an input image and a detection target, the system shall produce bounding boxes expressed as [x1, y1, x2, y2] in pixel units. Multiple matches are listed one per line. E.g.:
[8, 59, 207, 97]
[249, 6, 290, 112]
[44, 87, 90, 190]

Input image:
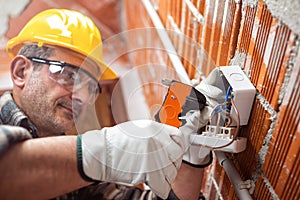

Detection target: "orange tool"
[154, 79, 206, 128]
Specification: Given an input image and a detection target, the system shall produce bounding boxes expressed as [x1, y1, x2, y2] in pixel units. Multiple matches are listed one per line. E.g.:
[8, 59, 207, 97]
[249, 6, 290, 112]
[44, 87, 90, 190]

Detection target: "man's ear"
[10, 55, 33, 88]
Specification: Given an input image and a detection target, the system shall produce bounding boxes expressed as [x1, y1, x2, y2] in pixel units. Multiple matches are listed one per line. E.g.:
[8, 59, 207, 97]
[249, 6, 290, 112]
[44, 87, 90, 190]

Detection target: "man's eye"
[71, 72, 80, 80]
[88, 82, 99, 94]
[62, 70, 78, 81]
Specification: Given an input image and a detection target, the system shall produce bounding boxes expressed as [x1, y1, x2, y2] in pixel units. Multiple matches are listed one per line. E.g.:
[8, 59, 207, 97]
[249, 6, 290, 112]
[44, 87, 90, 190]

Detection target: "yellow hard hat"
[6, 9, 117, 81]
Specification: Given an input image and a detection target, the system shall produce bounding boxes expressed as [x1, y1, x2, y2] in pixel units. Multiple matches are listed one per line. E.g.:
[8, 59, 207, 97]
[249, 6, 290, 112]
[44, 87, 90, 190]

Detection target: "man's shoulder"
[0, 125, 32, 156]
[0, 92, 15, 121]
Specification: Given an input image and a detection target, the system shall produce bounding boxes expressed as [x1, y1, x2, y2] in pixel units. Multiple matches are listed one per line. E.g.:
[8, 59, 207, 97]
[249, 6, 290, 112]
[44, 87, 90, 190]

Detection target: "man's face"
[19, 48, 100, 137]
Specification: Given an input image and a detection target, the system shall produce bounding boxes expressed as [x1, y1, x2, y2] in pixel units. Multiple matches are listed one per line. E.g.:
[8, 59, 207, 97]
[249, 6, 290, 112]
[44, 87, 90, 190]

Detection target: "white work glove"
[180, 68, 226, 167]
[195, 68, 226, 107]
[77, 119, 184, 199]
[196, 67, 230, 127]
[179, 107, 213, 167]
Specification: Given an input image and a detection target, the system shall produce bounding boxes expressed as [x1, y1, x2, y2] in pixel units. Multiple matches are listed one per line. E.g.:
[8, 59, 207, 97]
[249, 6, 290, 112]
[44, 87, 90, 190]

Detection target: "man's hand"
[77, 120, 184, 199]
[179, 107, 213, 167]
[179, 68, 226, 168]
[195, 68, 226, 107]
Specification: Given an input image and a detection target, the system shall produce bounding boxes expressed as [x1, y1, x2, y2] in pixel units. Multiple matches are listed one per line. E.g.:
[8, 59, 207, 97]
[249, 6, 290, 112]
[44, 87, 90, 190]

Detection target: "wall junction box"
[219, 66, 256, 126]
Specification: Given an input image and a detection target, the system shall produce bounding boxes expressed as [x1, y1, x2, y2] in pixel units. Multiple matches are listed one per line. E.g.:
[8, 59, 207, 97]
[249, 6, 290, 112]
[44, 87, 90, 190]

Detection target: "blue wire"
[224, 86, 232, 112]
[225, 86, 232, 102]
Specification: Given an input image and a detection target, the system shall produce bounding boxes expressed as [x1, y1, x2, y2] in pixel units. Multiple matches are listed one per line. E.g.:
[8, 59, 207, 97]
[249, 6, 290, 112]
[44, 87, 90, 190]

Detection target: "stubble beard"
[21, 75, 76, 137]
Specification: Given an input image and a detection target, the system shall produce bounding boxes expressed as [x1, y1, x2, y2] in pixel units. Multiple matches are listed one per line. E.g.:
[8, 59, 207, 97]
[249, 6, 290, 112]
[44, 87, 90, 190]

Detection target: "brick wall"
[123, 0, 299, 199]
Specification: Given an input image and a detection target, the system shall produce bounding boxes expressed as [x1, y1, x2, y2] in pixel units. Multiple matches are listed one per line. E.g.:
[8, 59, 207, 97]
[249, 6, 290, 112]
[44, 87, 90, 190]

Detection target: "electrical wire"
[209, 102, 232, 126]
[198, 85, 240, 149]
[212, 98, 240, 149]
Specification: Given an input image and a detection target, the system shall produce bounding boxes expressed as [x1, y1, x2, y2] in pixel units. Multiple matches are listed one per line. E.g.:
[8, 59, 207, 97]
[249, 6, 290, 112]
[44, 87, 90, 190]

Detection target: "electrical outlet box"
[190, 125, 247, 153]
[190, 134, 247, 153]
[219, 66, 256, 126]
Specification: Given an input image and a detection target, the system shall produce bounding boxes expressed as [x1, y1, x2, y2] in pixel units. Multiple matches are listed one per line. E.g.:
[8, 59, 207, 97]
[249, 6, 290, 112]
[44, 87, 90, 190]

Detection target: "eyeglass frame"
[26, 57, 102, 95]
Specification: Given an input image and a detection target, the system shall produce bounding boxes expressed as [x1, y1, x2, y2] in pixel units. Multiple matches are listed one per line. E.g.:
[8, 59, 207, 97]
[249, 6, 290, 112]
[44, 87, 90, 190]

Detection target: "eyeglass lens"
[48, 64, 100, 101]
[27, 57, 101, 103]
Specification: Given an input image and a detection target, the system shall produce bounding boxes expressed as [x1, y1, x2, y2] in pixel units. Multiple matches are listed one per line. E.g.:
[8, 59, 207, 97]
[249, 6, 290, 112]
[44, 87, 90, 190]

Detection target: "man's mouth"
[57, 101, 81, 119]
[60, 104, 73, 113]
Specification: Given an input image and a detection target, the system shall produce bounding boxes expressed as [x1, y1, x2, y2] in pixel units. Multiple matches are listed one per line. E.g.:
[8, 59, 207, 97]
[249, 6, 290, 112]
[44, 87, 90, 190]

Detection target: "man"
[0, 9, 213, 199]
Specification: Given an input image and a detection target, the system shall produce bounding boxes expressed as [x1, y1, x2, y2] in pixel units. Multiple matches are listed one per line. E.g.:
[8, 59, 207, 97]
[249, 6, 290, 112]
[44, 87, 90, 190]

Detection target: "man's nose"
[72, 86, 91, 104]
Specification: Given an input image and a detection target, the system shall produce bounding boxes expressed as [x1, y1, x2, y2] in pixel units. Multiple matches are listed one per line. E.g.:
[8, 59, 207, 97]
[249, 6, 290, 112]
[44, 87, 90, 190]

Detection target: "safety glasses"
[27, 57, 102, 103]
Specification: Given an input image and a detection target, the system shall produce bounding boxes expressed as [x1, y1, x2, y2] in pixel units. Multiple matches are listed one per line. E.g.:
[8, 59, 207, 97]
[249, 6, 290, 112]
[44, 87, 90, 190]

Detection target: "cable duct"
[215, 151, 253, 200]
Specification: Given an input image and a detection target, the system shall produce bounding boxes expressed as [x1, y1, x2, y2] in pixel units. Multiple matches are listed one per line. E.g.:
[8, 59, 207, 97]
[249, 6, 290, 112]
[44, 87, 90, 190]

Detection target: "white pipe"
[141, 0, 191, 84]
[215, 151, 253, 200]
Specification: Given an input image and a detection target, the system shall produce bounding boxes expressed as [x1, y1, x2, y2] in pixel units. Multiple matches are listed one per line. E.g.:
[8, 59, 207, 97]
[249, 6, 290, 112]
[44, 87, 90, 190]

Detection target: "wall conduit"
[215, 151, 253, 200]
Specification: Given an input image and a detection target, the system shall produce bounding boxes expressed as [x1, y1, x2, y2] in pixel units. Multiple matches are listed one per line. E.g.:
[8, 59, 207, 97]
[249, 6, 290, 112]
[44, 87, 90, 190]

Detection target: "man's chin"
[59, 122, 76, 134]
[57, 115, 76, 130]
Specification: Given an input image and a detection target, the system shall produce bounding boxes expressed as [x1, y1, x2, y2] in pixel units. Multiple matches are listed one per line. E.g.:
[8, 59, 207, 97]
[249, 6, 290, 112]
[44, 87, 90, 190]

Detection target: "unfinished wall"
[123, 0, 299, 199]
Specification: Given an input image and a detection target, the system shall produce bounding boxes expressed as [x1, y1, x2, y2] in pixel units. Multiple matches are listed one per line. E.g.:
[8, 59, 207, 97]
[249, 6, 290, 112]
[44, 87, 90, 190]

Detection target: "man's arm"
[0, 134, 208, 200]
[172, 162, 206, 200]
[0, 135, 90, 199]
